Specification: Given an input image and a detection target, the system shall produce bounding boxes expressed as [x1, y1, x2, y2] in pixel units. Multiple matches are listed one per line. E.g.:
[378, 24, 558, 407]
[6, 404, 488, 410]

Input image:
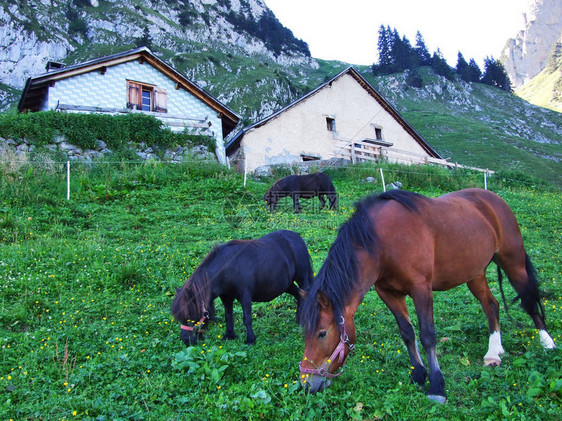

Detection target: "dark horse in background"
[264, 172, 337, 213]
[299, 188, 555, 402]
[171, 230, 313, 346]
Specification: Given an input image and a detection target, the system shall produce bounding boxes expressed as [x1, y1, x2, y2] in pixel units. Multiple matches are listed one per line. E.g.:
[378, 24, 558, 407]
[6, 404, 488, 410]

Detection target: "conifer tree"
[415, 31, 431, 65]
[431, 49, 455, 81]
[373, 25, 393, 74]
[456, 52, 469, 81]
[467, 59, 482, 82]
[481, 57, 511, 91]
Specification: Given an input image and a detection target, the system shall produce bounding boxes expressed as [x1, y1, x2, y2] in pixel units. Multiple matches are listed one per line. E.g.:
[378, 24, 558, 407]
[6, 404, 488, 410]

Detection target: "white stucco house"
[226, 67, 444, 172]
[18, 47, 240, 164]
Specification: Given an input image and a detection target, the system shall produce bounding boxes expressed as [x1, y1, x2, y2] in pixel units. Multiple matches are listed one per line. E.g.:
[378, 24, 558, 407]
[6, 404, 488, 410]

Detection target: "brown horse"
[299, 188, 555, 402]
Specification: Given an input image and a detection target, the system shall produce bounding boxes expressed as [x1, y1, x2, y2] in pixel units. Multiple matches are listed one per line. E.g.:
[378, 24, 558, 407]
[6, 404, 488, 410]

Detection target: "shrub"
[0, 111, 214, 153]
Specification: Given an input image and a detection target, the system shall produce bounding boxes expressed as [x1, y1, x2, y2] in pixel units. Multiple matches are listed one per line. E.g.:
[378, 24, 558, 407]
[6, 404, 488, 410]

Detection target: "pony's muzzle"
[180, 329, 199, 346]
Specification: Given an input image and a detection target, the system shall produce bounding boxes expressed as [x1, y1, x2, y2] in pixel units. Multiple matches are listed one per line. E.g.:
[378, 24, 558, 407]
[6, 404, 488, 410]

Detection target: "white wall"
[239, 73, 429, 171]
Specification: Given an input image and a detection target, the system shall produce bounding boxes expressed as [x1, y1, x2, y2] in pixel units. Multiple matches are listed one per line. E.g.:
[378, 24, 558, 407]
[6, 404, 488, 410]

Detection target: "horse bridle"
[180, 306, 210, 334]
[299, 316, 355, 379]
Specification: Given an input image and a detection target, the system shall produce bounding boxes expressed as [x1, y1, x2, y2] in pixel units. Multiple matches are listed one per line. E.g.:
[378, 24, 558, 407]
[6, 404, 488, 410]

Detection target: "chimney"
[46, 61, 65, 71]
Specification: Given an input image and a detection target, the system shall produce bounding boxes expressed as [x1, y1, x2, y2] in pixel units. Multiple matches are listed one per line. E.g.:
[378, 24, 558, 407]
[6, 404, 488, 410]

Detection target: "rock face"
[0, 0, 315, 90]
[501, 0, 562, 88]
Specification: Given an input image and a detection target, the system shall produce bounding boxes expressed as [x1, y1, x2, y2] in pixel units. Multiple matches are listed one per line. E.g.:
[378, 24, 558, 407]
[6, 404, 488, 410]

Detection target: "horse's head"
[299, 291, 355, 394]
[179, 307, 210, 346]
[263, 184, 278, 210]
[171, 277, 211, 346]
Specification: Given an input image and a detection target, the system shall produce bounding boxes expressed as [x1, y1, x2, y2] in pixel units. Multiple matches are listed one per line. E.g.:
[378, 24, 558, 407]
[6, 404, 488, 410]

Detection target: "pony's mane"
[300, 190, 426, 334]
[170, 247, 217, 324]
[171, 238, 265, 323]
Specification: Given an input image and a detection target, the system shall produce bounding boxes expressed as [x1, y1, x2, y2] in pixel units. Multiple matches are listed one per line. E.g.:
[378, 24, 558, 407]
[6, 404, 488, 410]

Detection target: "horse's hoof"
[427, 395, 447, 404]
[484, 357, 501, 367]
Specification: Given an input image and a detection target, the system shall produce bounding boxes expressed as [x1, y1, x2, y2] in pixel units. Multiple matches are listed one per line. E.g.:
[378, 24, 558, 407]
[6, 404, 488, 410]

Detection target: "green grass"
[0, 159, 560, 420]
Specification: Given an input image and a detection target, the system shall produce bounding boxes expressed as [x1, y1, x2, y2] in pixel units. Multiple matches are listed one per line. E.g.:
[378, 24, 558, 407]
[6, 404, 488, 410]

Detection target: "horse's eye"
[318, 331, 327, 339]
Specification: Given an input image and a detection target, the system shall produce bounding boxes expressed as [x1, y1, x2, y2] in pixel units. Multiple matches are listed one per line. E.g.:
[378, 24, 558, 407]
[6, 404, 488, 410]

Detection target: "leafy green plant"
[173, 346, 247, 390]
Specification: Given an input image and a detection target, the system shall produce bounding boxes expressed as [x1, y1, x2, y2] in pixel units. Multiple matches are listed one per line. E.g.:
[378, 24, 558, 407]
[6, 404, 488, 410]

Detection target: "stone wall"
[0, 137, 216, 163]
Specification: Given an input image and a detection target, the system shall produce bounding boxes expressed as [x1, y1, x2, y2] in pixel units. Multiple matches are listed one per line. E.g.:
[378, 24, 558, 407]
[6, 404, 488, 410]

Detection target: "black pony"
[264, 172, 337, 213]
[171, 230, 313, 346]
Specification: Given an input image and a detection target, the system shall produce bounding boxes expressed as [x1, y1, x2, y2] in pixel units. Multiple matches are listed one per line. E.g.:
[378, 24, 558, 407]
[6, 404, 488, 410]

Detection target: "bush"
[0, 111, 214, 152]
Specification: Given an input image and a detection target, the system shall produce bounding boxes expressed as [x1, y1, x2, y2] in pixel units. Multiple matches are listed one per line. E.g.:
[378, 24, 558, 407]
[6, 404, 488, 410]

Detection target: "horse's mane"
[170, 247, 217, 324]
[171, 238, 266, 323]
[300, 190, 426, 334]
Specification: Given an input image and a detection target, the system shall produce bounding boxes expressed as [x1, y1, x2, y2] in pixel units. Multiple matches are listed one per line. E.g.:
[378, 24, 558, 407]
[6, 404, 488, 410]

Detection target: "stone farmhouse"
[17, 47, 240, 165]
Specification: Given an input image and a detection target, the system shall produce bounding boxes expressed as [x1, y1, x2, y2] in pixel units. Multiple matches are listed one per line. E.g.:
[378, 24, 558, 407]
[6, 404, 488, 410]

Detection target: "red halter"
[180, 307, 209, 333]
[299, 317, 355, 379]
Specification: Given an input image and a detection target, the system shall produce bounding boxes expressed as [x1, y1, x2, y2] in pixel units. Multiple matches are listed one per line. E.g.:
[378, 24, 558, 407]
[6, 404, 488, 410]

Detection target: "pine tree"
[431, 49, 455, 81]
[481, 57, 511, 91]
[377, 25, 391, 67]
[415, 31, 431, 65]
[467, 59, 482, 82]
[456, 52, 470, 81]
[135, 26, 153, 50]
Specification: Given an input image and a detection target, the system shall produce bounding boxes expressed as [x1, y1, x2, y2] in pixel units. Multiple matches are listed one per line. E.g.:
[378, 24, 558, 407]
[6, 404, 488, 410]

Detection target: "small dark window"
[375, 127, 383, 140]
[326, 117, 336, 132]
[301, 154, 320, 162]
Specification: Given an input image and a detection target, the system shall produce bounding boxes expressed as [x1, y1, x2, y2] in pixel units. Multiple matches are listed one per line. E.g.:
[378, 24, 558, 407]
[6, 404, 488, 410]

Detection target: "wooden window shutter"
[154, 88, 168, 113]
[127, 81, 141, 109]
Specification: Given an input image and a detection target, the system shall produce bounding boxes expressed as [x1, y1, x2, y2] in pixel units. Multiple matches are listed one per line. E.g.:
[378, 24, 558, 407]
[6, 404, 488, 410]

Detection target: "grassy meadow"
[0, 159, 560, 420]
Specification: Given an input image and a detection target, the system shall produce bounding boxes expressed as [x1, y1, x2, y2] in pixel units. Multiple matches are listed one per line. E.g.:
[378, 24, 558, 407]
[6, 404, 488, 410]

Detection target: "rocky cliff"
[0, 0, 315, 91]
[501, 0, 562, 88]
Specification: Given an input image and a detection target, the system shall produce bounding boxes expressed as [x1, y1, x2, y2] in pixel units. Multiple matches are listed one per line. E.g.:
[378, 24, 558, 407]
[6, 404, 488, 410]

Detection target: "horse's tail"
[497, 253, 546, 328]
[520, 254, 547, 325]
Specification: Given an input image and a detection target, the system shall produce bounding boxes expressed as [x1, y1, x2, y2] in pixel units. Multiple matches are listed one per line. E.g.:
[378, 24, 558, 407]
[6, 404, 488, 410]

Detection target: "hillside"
[1, 160, 561, 420]
[359, 68, 562, 187]
[0, 0, 560, 187]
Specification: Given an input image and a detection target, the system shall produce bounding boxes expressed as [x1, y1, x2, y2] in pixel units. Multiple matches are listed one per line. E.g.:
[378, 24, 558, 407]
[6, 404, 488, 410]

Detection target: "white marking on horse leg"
[484, 331, 504, 366]
[539, 330, 556, 349]
[427, 395, 447, 404]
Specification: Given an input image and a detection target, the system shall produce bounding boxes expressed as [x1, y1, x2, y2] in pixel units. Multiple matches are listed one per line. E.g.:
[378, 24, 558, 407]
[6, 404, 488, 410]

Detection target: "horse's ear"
[317, 291, 331, 309]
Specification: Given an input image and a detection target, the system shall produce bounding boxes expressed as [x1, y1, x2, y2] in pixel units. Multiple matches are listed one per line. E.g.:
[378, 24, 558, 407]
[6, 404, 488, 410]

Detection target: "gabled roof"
[226, 66, 441, 159]
[18, 47, 240, 136]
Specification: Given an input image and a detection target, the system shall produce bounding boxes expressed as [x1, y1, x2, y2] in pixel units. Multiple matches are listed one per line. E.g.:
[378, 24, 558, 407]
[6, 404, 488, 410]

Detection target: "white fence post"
[243, 158, 247, 187]
[484, 169, 488, 190]
[67, 161, 70, 200]
[380, 168, 386, 192]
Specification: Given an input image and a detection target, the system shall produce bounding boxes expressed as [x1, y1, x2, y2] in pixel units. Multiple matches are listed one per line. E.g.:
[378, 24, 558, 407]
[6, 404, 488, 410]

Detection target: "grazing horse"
[264, 172, 337, 213]
[171, 230, 313, 346]
[299, 188, 555, 402]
